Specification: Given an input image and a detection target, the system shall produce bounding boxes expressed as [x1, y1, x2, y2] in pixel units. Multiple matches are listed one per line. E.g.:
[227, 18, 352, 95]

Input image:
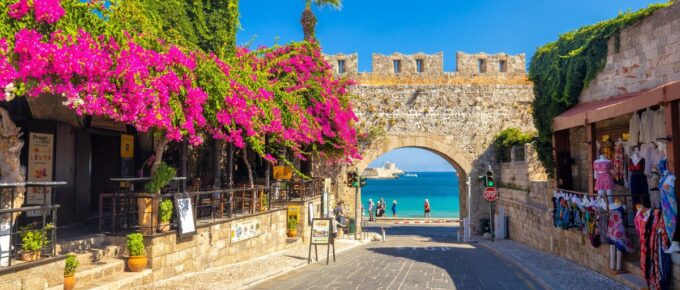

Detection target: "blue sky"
[237, 0, 662, 171]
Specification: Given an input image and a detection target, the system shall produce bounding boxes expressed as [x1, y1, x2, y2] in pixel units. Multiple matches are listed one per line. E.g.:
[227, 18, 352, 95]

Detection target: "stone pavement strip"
[134, 239, 369, 290]
[478, 238, 630, 290]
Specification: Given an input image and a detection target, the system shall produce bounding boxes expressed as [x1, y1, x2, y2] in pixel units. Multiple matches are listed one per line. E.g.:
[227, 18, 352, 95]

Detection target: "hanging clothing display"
[628, 112, 641, 147]
[652, 109, 666, 141]
[637, 209, 672, 290]
[601, 140, 614, 161]
[613, 143, 625, 184]
[660, 171, 677, 244]
[634, 208, 651, 285]
[552, 190, 608, 248]
[607, 205, 634, 253]
[640, 143, 656, 177]
[640, 109, 654, 144]
[629, 158, 650, 207]
[594, 160, 614, 191]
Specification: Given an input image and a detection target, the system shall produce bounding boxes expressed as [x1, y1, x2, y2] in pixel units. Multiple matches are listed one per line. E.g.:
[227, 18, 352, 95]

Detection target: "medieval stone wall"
[325, 51, 536, 227]
[579, 3, 680, 102]
[456, 52, 526, 74]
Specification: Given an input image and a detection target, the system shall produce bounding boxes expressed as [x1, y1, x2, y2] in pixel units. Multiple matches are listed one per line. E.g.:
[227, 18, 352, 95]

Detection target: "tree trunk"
[301, 7, 317, 41]
[0, 107, 25, 266]
[241, 147, 254, 188]
[150, 135, 169, 177]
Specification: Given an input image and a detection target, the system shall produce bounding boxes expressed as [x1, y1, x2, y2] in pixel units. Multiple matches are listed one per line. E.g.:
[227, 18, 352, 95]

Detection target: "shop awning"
[553, 81, 680, 131]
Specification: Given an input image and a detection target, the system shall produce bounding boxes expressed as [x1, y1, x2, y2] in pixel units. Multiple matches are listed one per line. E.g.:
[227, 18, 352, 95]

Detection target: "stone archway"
[356, 134, 471, 219]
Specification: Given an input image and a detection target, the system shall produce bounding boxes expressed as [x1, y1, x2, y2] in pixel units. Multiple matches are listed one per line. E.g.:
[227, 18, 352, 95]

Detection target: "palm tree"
[301, 0, 342, 41]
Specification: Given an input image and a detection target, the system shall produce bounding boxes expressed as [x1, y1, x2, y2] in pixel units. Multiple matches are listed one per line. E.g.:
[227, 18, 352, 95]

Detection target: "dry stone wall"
[325, 51, 536, 228]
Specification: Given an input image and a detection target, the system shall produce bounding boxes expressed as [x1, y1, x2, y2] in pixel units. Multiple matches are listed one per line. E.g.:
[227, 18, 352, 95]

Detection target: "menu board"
[175, 196, 196, 238]
[311, 218, 331, 245]
[26, 133, 54, 207]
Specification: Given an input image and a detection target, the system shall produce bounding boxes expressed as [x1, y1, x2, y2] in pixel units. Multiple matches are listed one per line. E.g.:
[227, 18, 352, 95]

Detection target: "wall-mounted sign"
[175, 195, 197, 238]
[121, 134, 134, 158]
[288, 206, 301, 223]
[26, 133, 54, 216]
[231, 219, 262, 243]
[273, 166, 293, 180]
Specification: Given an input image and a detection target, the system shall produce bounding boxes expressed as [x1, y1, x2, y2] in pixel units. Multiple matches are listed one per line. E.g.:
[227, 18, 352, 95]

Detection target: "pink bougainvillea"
[0, 0, 360, 166]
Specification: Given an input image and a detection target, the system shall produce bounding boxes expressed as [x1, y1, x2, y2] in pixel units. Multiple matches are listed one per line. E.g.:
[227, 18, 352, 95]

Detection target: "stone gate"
[324, 51, 536, 227]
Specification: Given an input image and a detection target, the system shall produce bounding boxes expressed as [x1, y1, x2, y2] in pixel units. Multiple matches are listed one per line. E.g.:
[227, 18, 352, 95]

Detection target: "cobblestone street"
[251, 223, 542, 290]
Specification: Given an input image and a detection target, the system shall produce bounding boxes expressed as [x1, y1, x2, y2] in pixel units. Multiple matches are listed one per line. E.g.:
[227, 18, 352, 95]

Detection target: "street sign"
[483, 187, 498, 202]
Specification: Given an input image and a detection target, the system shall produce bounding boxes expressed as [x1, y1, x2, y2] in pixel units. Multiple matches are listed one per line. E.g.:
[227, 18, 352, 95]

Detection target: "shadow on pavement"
[364, 224, 461, 243]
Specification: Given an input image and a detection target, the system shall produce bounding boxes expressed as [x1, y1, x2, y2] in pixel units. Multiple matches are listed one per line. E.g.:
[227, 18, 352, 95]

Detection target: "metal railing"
[0, 181, 65, 268]
[271, 178, 323, 201]
[99, 181, 272, 236]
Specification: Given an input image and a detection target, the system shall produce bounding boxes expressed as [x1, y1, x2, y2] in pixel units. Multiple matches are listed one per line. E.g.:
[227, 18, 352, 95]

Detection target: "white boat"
[403, 173, 418, 177]
[361, 162, 405, 179]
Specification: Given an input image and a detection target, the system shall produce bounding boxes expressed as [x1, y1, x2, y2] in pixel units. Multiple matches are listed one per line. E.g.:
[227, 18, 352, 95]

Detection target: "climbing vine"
[492, 128, 535, 162]
[529, 2, 670, 174]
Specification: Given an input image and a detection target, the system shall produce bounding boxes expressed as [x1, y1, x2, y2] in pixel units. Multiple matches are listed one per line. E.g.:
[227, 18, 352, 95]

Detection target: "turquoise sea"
[361, 172, 460, 218]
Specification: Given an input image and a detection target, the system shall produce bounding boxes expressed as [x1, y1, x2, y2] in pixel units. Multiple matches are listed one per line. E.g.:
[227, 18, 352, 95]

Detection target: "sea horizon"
[360, 171, 460, 218]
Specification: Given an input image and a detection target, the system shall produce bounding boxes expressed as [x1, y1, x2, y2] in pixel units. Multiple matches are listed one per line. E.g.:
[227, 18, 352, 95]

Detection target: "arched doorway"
[361, 147, 461, 218]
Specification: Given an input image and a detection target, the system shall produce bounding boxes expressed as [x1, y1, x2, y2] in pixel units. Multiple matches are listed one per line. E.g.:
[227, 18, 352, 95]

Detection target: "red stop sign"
[483, 187, 498, 202]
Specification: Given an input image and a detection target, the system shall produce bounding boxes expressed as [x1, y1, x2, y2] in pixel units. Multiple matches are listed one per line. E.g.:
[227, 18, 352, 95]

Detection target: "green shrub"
[159, 199, 174, 223]
[144, 162, 176, 194]
[529, 3, 670, 174]
[287, 218, 297, 231]
[20, 224, 54, 252]
[492, 128, 535, 162]
[64, 254, 79, 276]
[126, 233, 145, 257]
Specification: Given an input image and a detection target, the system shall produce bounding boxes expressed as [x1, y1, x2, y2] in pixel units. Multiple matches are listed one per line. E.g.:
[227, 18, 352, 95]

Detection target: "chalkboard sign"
[174, 194, 196, 238]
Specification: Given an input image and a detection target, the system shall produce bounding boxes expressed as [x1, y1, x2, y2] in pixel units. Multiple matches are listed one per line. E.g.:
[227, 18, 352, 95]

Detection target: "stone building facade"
[324, 51, 535, 227]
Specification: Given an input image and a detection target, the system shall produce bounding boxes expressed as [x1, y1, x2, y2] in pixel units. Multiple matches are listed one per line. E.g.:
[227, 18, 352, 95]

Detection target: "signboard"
[483, 187, 498, 202]
[273, 166, 293, 180]
[231, 219, 262, 243]
[323, 178, 331, 217]
[308, 202, 315, 226]
[311, 218, 331, 245]
[288, 206, 301, 223]
[27, 133, 54, 216]
[121, 134, 134, 158]
[175, 195, 197, 238]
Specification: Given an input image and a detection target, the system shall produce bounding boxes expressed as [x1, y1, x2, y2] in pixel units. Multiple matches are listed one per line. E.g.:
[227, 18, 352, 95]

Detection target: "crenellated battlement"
[324, 51, 526, 77]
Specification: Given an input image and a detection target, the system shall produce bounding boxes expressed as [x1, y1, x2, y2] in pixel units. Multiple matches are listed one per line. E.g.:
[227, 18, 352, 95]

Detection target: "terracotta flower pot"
[127, 256, 147, 272]
[63, 275, 75, 290]
[20, 251, 40, 261]
[138, 197, 159, 236]
[158, 221, 170, 233]
[287, 229, 297, 238]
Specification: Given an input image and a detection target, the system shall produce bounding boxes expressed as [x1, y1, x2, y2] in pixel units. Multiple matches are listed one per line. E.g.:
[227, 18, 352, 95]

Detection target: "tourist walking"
[334, 201, 346, 225]
[368, 199, 375, 221]
[392, 200, 398, 218]
[424, 199, 431, 219]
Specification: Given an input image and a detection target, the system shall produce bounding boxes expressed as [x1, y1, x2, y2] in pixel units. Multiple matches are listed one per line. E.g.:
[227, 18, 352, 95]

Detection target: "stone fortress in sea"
[360, 162, 405, 179]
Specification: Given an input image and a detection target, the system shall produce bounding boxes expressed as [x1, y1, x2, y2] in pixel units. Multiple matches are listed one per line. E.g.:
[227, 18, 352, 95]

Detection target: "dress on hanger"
[658, 159, 677, 242]
[653, 109, 666, 141]
[607, 205, 634, 253]
[634, 208, 651, 283]
[613, 143, 625, 184]
[630, 158, 650, 207]
[628, 112, 641, 147]
[594, 161, 614, 191]
[640, 110, 653, 143]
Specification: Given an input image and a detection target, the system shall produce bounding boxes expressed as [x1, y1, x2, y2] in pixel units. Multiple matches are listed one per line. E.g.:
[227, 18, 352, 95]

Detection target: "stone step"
[69, 245, 122, 266]
[75, 258, 126, 284]
[56, 234, 106, 254]
[75, 269, 152, 290]
[621, 259, 643, 279]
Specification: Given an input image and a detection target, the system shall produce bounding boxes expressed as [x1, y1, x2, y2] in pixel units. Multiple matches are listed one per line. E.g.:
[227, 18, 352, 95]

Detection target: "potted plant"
[63, 254, 79, 290]
[126, 233, 147, 272]
[287, 218, 298, 238]
[19, 224, 53, 261]
[158, 199, 173, 233]
[139, 162, 176, 235]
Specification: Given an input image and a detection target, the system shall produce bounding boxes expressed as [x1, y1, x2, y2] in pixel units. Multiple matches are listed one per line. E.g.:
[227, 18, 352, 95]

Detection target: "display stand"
[308, 218, 335, 265]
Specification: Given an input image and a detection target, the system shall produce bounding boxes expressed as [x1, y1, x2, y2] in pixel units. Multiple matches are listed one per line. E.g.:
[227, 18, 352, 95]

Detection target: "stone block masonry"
[0, 257, 65, 289]
[323, 51, 536, 231]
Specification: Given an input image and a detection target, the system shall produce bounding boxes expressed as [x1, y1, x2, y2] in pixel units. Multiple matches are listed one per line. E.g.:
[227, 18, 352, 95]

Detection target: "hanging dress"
[607, 205, 634, 253]
[594, 160, 614, 191]
[658, 159, 677, 241]
[628, 112, 641, 147]
[634, 208, 651, 284]
[648, 209, 671, 290]
[630, 158, 650, 207]
[613, 143, 625, 184]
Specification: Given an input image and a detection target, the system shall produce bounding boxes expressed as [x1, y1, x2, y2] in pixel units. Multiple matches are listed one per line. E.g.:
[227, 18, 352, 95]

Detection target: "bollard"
[381, 227, 386, 242]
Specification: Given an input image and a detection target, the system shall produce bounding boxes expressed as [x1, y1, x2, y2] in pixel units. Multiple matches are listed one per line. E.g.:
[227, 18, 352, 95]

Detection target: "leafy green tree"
[300, 0, 341, 41]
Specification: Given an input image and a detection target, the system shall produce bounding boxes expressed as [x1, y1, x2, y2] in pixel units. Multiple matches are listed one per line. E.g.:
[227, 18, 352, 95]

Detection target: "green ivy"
[529, 3, 670, 174]
[492, 128, 535, 162]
